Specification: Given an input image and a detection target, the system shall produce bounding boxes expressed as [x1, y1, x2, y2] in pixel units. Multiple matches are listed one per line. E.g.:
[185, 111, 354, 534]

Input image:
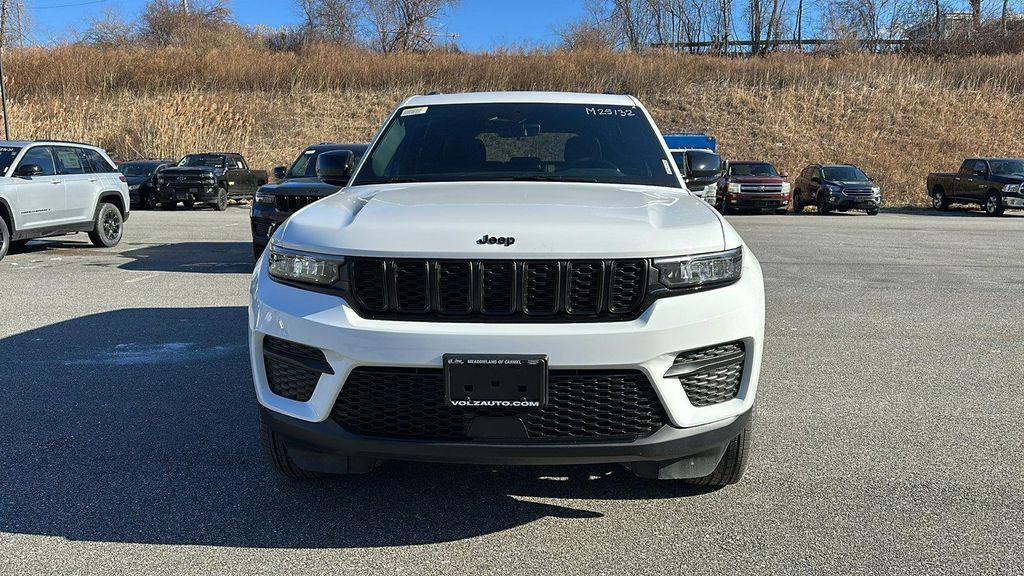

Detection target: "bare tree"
[822, 0, 914, 51]
[364, 0, 458, 52]
[968, 0, 981, 31]
[296, 0, 359, 44]
[140, 0, 232, 46]
[82, 8, 136, 46]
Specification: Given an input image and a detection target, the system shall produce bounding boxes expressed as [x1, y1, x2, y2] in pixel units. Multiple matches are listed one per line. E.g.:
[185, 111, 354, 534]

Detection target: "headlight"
[1004, 184, 1021, 194]
[728, 182, 742, 194]
[653, 247, 742, 290]
[255, 191, 275, 205]
[871, 186, 881, 195]
[781, 182, 791, 194]
[268, 244, 342, 286]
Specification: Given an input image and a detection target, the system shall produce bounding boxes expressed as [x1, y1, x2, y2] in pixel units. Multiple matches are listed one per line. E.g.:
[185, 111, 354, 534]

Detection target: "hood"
[729, 175, 784, 184]
[275, 182, 730, 259]
[259, 177, 342, 196]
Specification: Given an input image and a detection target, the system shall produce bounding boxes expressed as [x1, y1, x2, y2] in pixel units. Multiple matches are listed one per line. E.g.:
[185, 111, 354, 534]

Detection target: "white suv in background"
[250, 92, 764, 486]
[0, 141, 129, 261]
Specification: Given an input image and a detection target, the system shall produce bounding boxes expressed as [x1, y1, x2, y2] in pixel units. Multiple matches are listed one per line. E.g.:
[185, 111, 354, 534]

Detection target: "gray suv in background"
[793, 164, 881, 215]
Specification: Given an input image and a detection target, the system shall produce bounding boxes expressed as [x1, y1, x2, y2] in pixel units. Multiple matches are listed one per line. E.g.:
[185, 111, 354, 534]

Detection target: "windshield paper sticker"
[584, 107, 636, 117]
[663, 159, 673, 174]
[401, 106, 428, 116]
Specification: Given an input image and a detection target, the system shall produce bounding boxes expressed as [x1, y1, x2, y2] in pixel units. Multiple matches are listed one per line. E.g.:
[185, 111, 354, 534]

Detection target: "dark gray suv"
[793, 164, 881, 215]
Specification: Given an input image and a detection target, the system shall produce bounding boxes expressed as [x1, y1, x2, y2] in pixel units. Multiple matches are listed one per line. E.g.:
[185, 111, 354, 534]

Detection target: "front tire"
[213, 187, 228, 211]
[866, 209, 879, 216]
[686, 418, 753, 487]
[985, 192, 1005, 217]
[88, 202, 124, 248]
[792, 191, 805, 213]
[141, 192, 158, 210]
[182, 200, 195, 210]
[0, 217, 9, 262]
[817, 193, 832, 215]
[774, 207, 788, 215]
[259, 414, 325, 480]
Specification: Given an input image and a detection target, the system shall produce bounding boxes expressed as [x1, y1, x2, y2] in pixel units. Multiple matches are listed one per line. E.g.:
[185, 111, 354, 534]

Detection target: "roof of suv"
[401, 91, 640, 107]
[0, 140, 103, 150]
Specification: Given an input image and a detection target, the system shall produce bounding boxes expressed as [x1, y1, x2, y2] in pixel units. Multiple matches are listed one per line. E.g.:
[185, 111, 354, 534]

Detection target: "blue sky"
[30, 0, 587, 50]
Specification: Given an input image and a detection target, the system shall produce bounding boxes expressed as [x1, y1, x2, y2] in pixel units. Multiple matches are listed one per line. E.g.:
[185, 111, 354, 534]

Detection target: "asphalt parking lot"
[1, 206, 1022, 574]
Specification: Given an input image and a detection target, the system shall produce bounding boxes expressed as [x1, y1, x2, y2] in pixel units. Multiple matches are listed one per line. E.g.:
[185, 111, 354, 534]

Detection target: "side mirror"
[682, 150, 723, 179]
[780, 171, 790, 178]
[14, 164, 43, 177]
[272, 166, 287, 180]
[316, 150, 355, 186]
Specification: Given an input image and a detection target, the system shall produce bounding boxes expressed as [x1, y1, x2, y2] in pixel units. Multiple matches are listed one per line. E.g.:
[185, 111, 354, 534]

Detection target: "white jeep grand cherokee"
[249, 92, 764, 486]
[0, 140, 129, 261]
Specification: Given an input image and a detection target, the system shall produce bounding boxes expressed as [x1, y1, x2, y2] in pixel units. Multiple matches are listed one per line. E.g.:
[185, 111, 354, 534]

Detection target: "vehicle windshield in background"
[352, 103, 681, 188]
[729, 163, 779, 177]
[989, 159, 1024, 176]
[179, 154, 223, 168]
[288, 148, 364, 178]
[823, 166, 869, 181]
[118, 163, 156, 177]
[0, 146, 22, 174]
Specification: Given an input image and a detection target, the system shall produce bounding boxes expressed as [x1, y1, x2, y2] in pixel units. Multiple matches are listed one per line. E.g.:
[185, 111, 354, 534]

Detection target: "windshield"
[0, 146, 22, 175]
[823, 166, 868, 181]
[351, 103, 681, 188]
[989, 159, 1024, 177]
[178, 154, 223, 168]
[118, 163, 156, 177]
[729, 163, 779, 177]
[289, 147, 365, 179]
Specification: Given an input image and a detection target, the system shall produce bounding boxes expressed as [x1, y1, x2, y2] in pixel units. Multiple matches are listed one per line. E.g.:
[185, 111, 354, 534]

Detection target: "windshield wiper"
[358, 177, 427, 185]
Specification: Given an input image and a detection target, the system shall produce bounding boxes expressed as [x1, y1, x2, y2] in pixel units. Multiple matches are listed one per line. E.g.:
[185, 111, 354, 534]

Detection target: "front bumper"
[726, 195, 789, 210]
[1003, 194, 1024, 209]
[156, 185, 217, 203]
[827, 195, 881, 210]
[249, 250, 765, 465]
[250, 202, 292, 246]
[263, 404, 752, 474]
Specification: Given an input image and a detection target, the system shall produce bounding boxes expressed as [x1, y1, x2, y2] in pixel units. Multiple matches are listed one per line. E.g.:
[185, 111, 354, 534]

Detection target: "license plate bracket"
[444, 354, 547, 408]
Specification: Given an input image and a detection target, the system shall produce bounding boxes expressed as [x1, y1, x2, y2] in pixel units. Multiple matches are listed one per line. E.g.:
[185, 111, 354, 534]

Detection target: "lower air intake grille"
[670, 341, 745, 407]
[331, 367, 669, 442]
[263, 336, 332, 402]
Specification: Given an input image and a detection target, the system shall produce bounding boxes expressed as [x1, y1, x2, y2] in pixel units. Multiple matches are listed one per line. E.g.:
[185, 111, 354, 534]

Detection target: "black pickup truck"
[927, 158, 1024, 216]
[156, 152, 267, 211]
[251, 143, 367, 259]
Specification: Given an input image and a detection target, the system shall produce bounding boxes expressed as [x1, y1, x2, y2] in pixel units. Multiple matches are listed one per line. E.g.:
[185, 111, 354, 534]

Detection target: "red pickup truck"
[717, 161, 791, 214]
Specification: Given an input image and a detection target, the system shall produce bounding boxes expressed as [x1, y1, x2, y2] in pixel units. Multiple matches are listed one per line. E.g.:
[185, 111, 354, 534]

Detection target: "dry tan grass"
[5, 46, 1024, 206]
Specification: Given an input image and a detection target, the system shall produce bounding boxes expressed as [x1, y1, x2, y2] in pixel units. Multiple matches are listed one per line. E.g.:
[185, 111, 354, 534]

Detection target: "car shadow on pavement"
[0, 307, 709, 549]
[116, 242, 254, 274]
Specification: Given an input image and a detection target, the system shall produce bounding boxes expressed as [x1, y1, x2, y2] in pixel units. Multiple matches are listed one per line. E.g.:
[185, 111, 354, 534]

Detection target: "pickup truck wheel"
[182, 200, 195, 210]
[932, 189, 949, 211]
[817, 193, 832, 215]
[792, 192, 805, 213]
[0, 217, 9, 262]
[866, 209, 879, 216]
[88, 202, 124, 248]
[160, 202, 177, 211]
[985, 192, 1005, 216]
[213, 187, 228, 211]
[774, 207, 788, 215]
[686, 417, 753, 487]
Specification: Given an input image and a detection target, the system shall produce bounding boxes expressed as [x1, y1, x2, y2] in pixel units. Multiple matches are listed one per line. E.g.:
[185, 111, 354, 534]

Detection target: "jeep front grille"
[348, 257, 648, 322]
[331, 367, 668, 442]
[275, 195, 322, 213]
